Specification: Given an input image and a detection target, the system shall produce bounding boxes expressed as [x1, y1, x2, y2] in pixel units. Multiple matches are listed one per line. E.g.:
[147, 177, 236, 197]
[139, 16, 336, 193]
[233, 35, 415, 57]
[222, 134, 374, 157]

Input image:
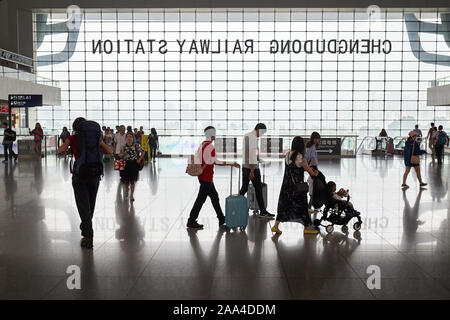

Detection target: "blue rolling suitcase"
[225, 167, 248, 231]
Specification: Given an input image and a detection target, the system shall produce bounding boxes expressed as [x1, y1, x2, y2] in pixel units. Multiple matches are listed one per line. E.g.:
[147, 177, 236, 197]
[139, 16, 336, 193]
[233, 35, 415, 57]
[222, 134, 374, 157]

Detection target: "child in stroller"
[311, 173, 362, 234]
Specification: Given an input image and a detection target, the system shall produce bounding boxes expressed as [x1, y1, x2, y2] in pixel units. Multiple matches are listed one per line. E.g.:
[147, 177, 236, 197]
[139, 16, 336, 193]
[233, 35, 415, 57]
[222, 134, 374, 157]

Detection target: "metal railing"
[429, 75, 450, 88]
[0, 66, 59, 87]
[0, 134, 59, 158]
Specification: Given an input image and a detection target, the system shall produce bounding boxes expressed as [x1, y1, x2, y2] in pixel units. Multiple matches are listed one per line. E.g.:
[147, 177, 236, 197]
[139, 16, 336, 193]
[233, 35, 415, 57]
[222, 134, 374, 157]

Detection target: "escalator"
[357, 136, 428, 156]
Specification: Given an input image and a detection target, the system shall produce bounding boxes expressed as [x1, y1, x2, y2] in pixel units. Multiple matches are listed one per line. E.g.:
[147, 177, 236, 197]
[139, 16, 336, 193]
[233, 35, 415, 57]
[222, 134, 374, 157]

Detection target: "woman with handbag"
[119, 132, 145, 201]
[402, 131, 427, 189]
[271, 136, 319, 236]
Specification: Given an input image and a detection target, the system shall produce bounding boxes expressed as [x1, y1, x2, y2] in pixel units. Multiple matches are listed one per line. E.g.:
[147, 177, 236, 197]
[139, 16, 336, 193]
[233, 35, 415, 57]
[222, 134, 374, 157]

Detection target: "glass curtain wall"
[33, 8, 450, 139]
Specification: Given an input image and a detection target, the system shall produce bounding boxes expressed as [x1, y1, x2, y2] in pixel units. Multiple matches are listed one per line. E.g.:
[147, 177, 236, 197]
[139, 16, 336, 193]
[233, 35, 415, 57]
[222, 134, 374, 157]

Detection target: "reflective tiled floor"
[1, 155, 449, 300]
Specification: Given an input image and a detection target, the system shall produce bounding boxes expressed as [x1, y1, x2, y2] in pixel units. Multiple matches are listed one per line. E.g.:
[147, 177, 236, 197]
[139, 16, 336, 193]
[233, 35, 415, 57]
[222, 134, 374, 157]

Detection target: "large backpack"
[436, 131, 447, 146]
[74, 120, 103, 178]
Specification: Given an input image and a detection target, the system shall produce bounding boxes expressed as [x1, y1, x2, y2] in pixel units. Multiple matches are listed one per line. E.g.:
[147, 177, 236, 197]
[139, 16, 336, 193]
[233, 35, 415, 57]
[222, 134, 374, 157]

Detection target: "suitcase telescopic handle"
[230, 166, 241, 195]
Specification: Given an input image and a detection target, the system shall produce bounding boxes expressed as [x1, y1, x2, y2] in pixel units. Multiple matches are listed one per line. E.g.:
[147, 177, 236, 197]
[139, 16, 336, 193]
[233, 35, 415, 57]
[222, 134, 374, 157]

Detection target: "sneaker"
[420, 183, 428, 188]
[130, 196, 135, 202]
[218, 217, 226, 226]
[271, 226, 282, 234]
[259, 211, 275, 219]
[401, 184, 409, 189]
[14, 156, 18, 162]
[186, 221, 204, 229]
[303, 227, 319, 235]
[80, 237, 93, 249]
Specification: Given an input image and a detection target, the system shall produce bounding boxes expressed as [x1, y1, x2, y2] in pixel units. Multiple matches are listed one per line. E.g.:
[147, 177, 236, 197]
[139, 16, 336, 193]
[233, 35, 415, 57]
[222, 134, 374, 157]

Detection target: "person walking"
[305, 131, 321, 212]
[103, 128, 114, 160]
[187, 126, 240, 229]
[413, 124, 423, 138]
[271, 136, 319, 236]
[148, 128, 159, 162]
[60, 127, 70, 145]
[426, 122, 436, 153]
[239, 123, 274, 218]
[30, 123, 44, 157]
[58, 117, 113, 249]
[114, 125, 126, 158]
[402, 131, 427, 189]
[119, 132, 145, 202]
[2, 121, 17, 163]
[435, 125, 449, 165]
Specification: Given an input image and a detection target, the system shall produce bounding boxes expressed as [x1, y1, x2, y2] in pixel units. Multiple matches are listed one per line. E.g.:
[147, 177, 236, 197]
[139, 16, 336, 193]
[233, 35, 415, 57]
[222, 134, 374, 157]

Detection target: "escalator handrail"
[357, 136, 377, 154]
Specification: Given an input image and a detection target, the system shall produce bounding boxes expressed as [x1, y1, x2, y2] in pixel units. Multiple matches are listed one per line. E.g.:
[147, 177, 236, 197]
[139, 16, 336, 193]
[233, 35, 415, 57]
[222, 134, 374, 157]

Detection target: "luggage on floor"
[225, 167, 248, 231]
[247, 165, 267, 214]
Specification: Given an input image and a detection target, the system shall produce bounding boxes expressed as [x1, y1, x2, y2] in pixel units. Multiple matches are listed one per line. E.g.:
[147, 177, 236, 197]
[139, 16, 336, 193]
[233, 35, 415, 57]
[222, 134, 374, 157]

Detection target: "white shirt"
[242, 131, 259, 169]
[114, 132, 126, 154]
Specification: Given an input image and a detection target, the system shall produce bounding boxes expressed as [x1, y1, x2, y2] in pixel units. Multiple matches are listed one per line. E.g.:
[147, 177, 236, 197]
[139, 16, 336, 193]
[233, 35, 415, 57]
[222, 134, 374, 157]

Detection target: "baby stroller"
[311, 172, 363, 234]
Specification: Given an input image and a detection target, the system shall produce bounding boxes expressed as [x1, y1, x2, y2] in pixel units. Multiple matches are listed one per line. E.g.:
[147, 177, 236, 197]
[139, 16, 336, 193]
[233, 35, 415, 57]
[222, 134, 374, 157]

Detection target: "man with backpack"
[435, 125, 449, 165]
[2, 121, 17, 163]
[187, 126, 240, 229]
[58, 117, 113, 248]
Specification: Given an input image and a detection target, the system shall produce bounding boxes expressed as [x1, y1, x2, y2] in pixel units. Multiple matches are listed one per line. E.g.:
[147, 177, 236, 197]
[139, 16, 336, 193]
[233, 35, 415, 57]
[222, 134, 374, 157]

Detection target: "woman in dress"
[30, 122, 44, 157]
[271, 136, 319, 236]
[148, 128, 159, 162]
[402, 131, 427, 189]
[119, 132, 145, 201]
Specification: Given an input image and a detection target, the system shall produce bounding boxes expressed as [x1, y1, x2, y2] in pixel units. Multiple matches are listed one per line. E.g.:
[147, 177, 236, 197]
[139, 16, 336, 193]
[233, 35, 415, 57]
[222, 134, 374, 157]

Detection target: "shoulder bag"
[410, 142, 420, 165]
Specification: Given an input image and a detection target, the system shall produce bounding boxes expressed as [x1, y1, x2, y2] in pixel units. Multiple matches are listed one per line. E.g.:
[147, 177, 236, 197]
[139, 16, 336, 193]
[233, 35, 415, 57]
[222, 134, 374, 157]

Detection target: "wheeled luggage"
[225, 167, 248, 231]
[247, 165, 267, 214]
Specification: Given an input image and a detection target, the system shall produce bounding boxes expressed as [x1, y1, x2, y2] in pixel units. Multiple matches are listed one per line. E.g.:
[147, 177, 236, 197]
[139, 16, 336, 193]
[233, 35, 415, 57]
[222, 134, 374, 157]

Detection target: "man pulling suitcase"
[187, 126, 240, 229]
[239, 123, 274, 218]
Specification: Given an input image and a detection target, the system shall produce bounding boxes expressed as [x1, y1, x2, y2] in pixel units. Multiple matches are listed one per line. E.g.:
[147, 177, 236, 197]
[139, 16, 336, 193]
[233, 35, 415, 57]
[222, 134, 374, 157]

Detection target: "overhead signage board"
[0, 48, 34, 68]
[8, 95, 43, 107]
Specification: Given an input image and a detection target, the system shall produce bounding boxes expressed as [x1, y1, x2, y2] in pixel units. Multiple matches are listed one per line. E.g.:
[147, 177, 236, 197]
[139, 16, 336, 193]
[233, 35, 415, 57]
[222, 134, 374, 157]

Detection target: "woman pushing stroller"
[271, 136, 319, 236]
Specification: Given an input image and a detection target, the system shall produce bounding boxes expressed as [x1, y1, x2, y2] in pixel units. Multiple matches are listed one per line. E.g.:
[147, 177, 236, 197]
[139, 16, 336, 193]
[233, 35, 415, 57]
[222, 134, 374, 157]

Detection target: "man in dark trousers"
[187, 126, 240, 229]
[2, 122, 18, 163]
[435, 125, 449, 165]
[240, 123, 274, 218]
[58, 117, 113, 248]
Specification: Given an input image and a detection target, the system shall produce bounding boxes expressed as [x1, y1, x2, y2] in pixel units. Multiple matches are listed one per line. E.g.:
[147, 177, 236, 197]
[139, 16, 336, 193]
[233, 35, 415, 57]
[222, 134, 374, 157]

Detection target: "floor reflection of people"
[427, 163, 448, 202]
[187, 228, 224, 279]
[402, 189, 425, 240]
[59, 155, 71, 182]
[30, 158, 44, 195]
[148, 162, 160, 195]
[3, 162, 18, 216]
[273, 227, 359, 283]
[115, 183, 145, 252]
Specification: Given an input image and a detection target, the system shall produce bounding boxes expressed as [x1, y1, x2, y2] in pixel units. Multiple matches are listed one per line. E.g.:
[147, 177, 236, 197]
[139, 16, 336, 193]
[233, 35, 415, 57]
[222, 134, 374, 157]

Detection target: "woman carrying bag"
[402, 131, 427, 189]
[271, 136, 319, 236]
[119, 132, 145, 201]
